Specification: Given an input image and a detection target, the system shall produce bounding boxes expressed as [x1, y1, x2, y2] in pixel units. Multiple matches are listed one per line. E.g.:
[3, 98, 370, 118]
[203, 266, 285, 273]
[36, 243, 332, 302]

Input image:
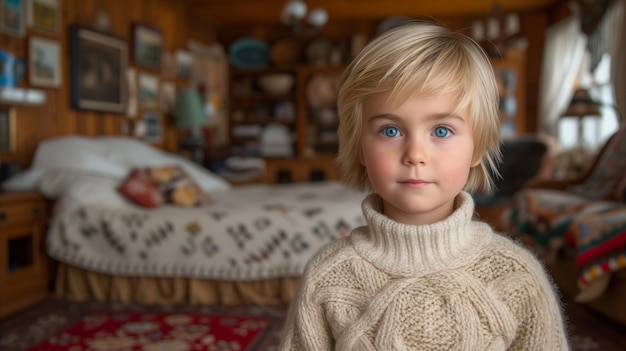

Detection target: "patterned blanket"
[47, 182, 366, 281]
[567, 208, 626, 289]
[507, 189, 626, 292]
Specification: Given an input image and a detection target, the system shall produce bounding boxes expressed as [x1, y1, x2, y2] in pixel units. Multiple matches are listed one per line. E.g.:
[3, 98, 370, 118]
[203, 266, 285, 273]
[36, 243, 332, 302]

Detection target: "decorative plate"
[228, 38, 270, 68]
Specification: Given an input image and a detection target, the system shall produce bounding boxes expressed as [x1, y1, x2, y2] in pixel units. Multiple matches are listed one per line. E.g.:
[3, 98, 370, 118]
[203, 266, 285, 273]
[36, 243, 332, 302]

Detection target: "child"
[279, 21, 569, 350]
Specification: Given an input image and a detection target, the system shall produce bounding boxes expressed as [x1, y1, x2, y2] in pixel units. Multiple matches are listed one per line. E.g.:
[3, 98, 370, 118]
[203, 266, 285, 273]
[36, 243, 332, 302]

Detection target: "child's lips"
[399, 179, 431, 188]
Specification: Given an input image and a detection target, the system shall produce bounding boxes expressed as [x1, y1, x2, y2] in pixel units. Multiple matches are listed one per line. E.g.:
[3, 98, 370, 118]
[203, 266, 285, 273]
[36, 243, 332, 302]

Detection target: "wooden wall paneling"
[1, 0, 213, 170]
[518, 9, 548, 133]
[56, 0, 77, 139]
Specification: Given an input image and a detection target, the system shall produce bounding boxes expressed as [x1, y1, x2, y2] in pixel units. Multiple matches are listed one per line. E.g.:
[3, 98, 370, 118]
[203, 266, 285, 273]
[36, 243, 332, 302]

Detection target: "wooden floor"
[560, 291, 626, 350]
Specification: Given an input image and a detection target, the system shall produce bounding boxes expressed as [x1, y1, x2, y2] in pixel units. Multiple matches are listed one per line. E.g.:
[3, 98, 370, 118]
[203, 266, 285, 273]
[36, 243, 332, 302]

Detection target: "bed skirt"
[54, 263, 300, 306]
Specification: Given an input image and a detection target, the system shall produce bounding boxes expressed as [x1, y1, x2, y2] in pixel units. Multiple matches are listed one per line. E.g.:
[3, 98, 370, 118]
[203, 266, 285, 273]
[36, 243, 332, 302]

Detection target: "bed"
[2, 135, 367, 306]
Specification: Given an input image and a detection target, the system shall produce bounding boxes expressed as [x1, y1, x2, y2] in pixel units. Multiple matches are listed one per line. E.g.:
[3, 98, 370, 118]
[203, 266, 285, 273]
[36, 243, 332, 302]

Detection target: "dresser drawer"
[0, 194, 45, 228]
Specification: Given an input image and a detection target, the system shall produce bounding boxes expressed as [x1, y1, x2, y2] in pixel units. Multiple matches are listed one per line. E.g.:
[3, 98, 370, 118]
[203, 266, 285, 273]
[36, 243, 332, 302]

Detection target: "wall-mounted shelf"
[0, 87, 46, 105]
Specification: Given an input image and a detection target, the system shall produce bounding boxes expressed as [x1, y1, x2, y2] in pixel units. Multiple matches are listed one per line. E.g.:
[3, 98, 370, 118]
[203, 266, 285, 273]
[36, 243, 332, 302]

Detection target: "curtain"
[608, 0, 626, 124]
[538, 15, 587, 136]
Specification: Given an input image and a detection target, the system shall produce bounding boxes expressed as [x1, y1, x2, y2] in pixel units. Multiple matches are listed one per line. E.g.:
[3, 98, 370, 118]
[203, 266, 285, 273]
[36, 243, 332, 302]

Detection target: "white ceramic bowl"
[257, 73, 294, 95]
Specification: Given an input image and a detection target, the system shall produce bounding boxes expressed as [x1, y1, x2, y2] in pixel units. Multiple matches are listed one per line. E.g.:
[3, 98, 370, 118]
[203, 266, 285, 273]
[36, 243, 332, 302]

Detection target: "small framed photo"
[70, 26, 128, 113]
[175, 49, 193, 79]
[29, 36, 61, 87]
[138, 71, 159, 110]
[27, 0, 59, 34]
[160, 81, 175, 113]
[142, 111, 162, 143]
[1, 0, 25, 37]
[0, 105, 15, 153]
[132, 23, 163, 70]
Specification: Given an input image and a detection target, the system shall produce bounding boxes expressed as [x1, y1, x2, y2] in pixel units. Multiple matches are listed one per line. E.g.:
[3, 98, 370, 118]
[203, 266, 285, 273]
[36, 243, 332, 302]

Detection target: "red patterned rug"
[0, 299, 287, 351]
[29, 312, 269, 351]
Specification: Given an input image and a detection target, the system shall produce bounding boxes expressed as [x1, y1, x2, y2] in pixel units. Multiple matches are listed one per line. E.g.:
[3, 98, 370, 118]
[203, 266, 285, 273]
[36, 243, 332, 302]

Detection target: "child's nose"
[402, 137, 427, 166]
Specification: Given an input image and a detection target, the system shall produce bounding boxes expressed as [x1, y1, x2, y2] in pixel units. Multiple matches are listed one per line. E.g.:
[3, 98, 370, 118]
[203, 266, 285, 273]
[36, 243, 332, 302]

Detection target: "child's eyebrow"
[366, 112, 466, 123]
[427, 113, 467, 123]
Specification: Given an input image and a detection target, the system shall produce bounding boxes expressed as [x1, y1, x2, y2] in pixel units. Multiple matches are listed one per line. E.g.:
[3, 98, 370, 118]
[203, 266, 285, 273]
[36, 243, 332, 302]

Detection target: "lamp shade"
[561, 88, 602, 118]
[175, 88, 209, 129]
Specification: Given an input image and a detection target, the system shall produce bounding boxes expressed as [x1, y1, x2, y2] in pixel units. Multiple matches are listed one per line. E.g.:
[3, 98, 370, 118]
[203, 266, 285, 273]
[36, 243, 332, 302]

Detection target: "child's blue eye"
[382, 126, 400, 138]
[433, 127, 451, 138]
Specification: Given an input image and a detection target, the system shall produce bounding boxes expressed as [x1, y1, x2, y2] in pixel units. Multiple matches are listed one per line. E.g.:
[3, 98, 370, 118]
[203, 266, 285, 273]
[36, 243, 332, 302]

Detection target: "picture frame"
[27, 0, 59, 34]
[160, 81, 175, 113]
[138, 71, 159, 110]
[175, 49, 193, 79]
[1, 0, 25, 37]
[132, 23, 163, 70]
[142, 111, 162, 143]
[29, 36, 61, 87]
[0, 105, 15, 152]
[69, 26, 127, 114]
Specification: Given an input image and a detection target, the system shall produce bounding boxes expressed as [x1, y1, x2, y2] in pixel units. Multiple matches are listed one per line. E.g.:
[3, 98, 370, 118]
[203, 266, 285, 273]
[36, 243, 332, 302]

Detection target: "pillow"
[4, 135, 232, 194]
[146, 166, 212, 207]
[97, 136, 232, 192]
[118, 169, 164, 208]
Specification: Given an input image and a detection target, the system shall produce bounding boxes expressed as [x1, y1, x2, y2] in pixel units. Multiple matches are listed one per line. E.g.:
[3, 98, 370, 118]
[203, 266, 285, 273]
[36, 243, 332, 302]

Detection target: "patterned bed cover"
[47, 181, 366, 281]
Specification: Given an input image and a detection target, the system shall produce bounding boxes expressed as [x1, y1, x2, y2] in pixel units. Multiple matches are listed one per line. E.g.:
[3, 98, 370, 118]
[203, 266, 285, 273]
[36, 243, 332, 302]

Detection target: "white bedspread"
[47, 181, 366, 281]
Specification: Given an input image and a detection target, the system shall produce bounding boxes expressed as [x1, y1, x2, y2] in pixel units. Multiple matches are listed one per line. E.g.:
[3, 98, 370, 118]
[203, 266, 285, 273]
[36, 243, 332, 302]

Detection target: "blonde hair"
[336, 20, 502, 194]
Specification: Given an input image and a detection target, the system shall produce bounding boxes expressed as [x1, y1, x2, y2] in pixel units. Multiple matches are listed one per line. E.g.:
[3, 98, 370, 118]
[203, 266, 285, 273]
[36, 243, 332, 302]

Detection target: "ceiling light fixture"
[281, 0, 328, 36]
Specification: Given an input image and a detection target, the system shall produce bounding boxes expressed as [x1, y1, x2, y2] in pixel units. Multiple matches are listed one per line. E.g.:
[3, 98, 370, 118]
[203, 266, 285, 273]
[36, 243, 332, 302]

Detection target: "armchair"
[506, 127, 626, 257]
[504, 127, 626, 325]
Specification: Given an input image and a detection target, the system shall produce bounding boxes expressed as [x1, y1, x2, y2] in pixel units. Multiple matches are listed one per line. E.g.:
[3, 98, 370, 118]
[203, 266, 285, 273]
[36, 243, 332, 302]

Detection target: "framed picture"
[0, 105, 15, 152]
[29, 36, 61, 87]
[27, 0, 59, 33]
[138, 71, 159, 110]
[175, 49, 193, 79]
[132, 23, 163, 70]
[142, 111, 162, 143]
[1, 0, 25, 37]
[160, 81, 175, 113]
[70, 26, 127, 114]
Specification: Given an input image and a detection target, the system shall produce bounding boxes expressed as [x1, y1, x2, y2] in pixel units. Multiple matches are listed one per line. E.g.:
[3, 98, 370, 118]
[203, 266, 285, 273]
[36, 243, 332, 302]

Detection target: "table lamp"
[560, 88, 602, 147]
[176, 87, 209, 164]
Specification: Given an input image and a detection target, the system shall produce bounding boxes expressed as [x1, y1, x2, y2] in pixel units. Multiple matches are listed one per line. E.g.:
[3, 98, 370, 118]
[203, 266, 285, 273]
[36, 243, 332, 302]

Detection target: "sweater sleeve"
[278, 283, 333, 351]
[278, 240, 346, 351]
[500, 255, 570, 350]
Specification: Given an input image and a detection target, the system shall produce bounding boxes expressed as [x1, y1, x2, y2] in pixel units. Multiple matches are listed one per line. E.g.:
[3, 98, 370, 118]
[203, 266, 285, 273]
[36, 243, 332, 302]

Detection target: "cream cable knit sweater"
[279, 191, 569, 350]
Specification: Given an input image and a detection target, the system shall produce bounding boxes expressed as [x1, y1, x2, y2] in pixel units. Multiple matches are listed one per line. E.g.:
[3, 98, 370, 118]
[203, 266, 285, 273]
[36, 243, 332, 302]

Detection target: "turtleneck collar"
[350, 191, 484, 276]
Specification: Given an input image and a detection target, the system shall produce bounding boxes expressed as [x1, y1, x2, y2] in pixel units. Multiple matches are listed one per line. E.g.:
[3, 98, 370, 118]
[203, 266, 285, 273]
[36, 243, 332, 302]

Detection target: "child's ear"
[359, 150, 365, 166]
[471, 154, 482, 168]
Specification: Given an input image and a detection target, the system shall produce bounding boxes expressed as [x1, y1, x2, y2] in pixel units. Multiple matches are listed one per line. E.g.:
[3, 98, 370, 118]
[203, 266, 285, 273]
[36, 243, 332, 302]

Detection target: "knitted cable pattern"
[279, 192, 569, 350]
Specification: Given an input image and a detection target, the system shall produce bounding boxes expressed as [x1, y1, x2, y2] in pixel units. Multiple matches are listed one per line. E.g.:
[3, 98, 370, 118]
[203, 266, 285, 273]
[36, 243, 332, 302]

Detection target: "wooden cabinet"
[492, 48, 526, 138]
[227, 64, 346, 184]
[297, 65, 345, 158]
[228, 64, 345, 159]
[0, 192, 49, 318]
[228, 66, 299, 157]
